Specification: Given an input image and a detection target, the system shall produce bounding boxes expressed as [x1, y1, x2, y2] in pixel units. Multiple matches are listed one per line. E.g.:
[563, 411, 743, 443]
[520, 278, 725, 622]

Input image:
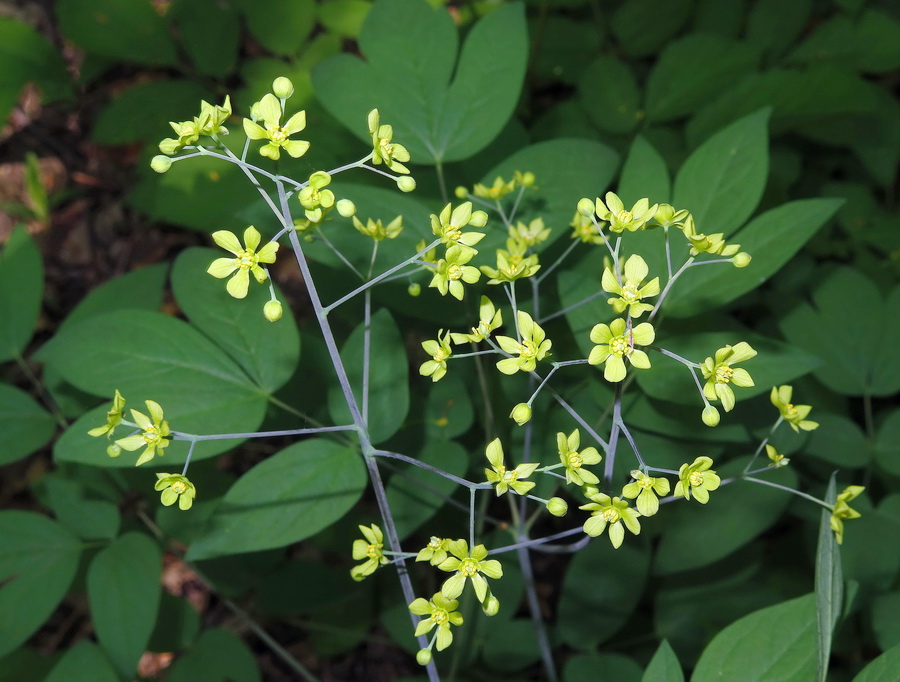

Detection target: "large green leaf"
[0, 512, 82, 658]
[746, 0, 811, 60]
[44, 641, 118, 682]
[610, 0, 693, 59]
[618, 136, 671, 207]
[0, 226, 43, 362]
[328, 308, 409, 444]
[313, 0, 527, 163]
[87, 533, 162, 677]
[816, 475, 842, 682]
[44, 474, 120, 541]
[0, 383, 55, 465]
[663, 198, 842, 317]
[186, 438, 366, 560]
[168, 628, 260, 682]
[234, 0, 315, 56]
[853, 643, 900, 681]
[578, 56, 641, 134]
[787, 10, 900, 74]
[172, 248, 300, 394]
[692, 594, 816, 681]
[170, 0, 239, 77]
[641, 640, 684, 682]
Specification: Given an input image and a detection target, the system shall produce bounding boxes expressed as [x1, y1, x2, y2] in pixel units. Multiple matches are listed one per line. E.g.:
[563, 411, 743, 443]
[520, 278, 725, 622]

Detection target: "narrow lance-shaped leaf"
[816, 474, 842, 682]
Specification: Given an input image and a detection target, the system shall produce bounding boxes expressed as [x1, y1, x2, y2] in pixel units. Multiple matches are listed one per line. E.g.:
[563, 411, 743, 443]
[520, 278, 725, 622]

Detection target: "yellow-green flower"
[588, 317, 655, 382]
[450, 296, 502, 344]
[416, 536, 451, 566]
[495, 310, 552, 375]
[115, 400, 171, 466]
[570, 209, 604, 244]
[368, 109, 410, 174]
[473, 175, 516, 200]
[652, 204, 690, 228]
[429, 246, 481, 300]
[601, 254, 660, 318]
[351, 523, 390, 581]
[420, 330, 453, 382]
[480, 239, 541, 284]
[508, 217, 551, 247]
[700, 342, 756, 412]
[431, 202, 487, 252]
[297, 171, 335, 223]
[830, 485, 864, 545]
[437, 540, 503, 602]
[243, 93, 309, 160]
[557, 429, 602, 486]
[674, 456, 720, 504]
[770, 385, 819, 432]
[680, 215, 741, 258]
[483, 438, 538, 497]
[88, 389, 126, 438]
[207, 226, 279, 299]
[580, 493, 641, 548]
[154, 473, 196, 510]
[596, 192, 659, 233]
[353, 215, 403, 241]
[409, 593, 464, 652]
[159, 96, 232, 155]
[766, 444, 789, 468]
[621, 470, 670, 516]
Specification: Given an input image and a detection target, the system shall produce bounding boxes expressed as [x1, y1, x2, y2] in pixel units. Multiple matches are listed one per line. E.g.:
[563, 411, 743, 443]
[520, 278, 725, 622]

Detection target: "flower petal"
[212, 230, 243, 255]
[226, 270, 250, 299]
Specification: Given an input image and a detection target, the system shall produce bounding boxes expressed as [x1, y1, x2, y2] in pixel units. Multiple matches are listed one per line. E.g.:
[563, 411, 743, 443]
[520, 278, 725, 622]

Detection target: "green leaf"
[780, 269, 900, 396]
[578, 56, 641, 134]
[44, 474, 120, 540]
[0, 226, 43, 362]
[807, 412, 871, 468]
[91, 80, 214, 145]
[318, 0, 372, 38]
[168, 628, 260, 682]
[56, 0, 177, 66]
[610, 0, 693, 58]
[746, 0, 811, 59]
[313, 0, 527, 163]
[787, 10, 900, 74]
[147, 592, 200, 652]
[328, 308, 408, 444]
[853, 642, 900, 682]
[692, 594, 816, 681]
[664, 198, 842, 317]
[871, 591, 900, 651]
[636, 331, 820, 406]
[170, 0, 239, 77]
[565, 652, 643, 682]
[480, 619, 542, 672]
[642, 639, 684, 682]
[645, 34, 760, 124]
[45, 640, 118, 682]
[816, 475, 842, 682]
[87, 532, 162, 677]
[618, 136, 671, 207]
[172, 248, 300, 394]
[558, 540, 649, 649]
[673, 108, 769, 239]
[46, 310, 269, 467]
[0, 383, 55, 465]
[654, 460, 798, 574]
[0, 512, 82, 658]
[234, 0, 315, 56]
[876, 409, 900, 476]
[186, 438, 366, 560]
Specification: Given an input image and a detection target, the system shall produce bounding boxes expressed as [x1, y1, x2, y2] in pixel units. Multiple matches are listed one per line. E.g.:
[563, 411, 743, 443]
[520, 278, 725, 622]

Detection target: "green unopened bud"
[454, 185, 468, 198]
[150, 155, 172, 173]
[702, 405, 720, 427]
[469, 210, 489, 228]
[518, 171, 536, 187]
[416, 649, 432, 666]
[408, 282, 421, 297]
[509, 403, 532, 426]
[158, 138, 180, 155]
[732, 252, 752, 268]
[482, 595, 500, 616]
[547, 497, 568, 517]
[249, 101, 263, 122]
[264, 300, 283, 322]
[576, 197, 595, 216]
[107, 444, 122, 458]
[397, 176, 417, 193]
[272, 77, 294, 99]
[336, 199, 356, 217]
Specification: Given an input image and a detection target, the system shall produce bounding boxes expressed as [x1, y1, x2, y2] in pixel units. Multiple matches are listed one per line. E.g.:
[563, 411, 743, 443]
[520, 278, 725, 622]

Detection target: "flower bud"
[397, 176, 417, 193]
[482, 595, 500, 616]
[272, 77, 294, 99]
[416, 649, 433, 666]
[150, 155, 172, 173]
[336, 199, 356, 217]
[469, 210, 488, 228]
[264, 300, 283, 322]
[732, 252, 752, 268]
[518, 171, 536, 187]
[408, 282, 421, 297]
[576, 197, 595, 216]
[509, 403, 532, 426]
[107, 444, 122, 458]
[547, 497, 568, 517]
[454, 185, 468, 198]
[702, 405, 720, 427]
[654, 203, 676, 225]
[158, 138, 180, 155]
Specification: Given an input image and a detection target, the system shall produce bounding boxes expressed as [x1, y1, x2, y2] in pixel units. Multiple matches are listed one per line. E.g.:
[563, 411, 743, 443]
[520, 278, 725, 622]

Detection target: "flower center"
[616, 210, 633, 224]
[518, 339, 537, 359]
[460, 559, 479, 577]
[171, 481, 186, 494]
[268, 126, 288, 144]
[566, 452, 583, 469]
[143, 425, 161, 445]
[431, 608, 448, 625]
[785, 403, 797, 416]
[621, 282, 639, 302]
[637, 477, 654, 489]
[427, 536, 443, 550]
[237, 250, 258, 270]
[715, 365, 733, 383]
[433, 348, 449, 362]
[609, 335, 632, 357]
[366, 543, 382, 559]
[689, 471, 705, 487]
[602, 507, 620, 523]
[447, 264, 463, 280]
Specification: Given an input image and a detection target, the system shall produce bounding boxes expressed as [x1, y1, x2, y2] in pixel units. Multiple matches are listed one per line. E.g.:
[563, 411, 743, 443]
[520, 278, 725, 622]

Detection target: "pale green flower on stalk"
[115, 400, 171, 466]
[588, 317, 655, 382]
[420, 330, 453, 382]
[431, 202, 488, 252]
[766, 444, 789, 468]
[674, 456, 720, 503]
[437, 540, 503, 601]
[509, 217, 551, 247]
[770, 385, 819, 432]
[154, 473, 196, 510]
[483, 438, 539, 496]
[351, 523, 390, 581]
[509, 402, 532, 426]
[243, 93, 309, 160]
[429, 246, 481, 300]
[557, 429, 602, 486]
[700, 342, 756, 412]
[353, 215, 403, 241]
[416, 536, 450, 566]
[621, 470, 670, 516]
[570, 209, 604, 244]
[495, 310, 552, 375]
[601, 254, 660, 318]
[580, 493, 641, 548]
[368, 109, 410, 174]
[680, 216, 749, 266]
[409, 593, 464, 652]
[297, 171, 335, 223]
[450, 296, 502, 344]
[88, 389, 126, 438]
[653, 204, 690, 228]
[596, 192, 659, 233]
[207, 226, 279, 299]
[473, 175, 515, 200]
[159, 96, 232, 155]
[830, 485, 864, 545]
[480, 239, 541, 284]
